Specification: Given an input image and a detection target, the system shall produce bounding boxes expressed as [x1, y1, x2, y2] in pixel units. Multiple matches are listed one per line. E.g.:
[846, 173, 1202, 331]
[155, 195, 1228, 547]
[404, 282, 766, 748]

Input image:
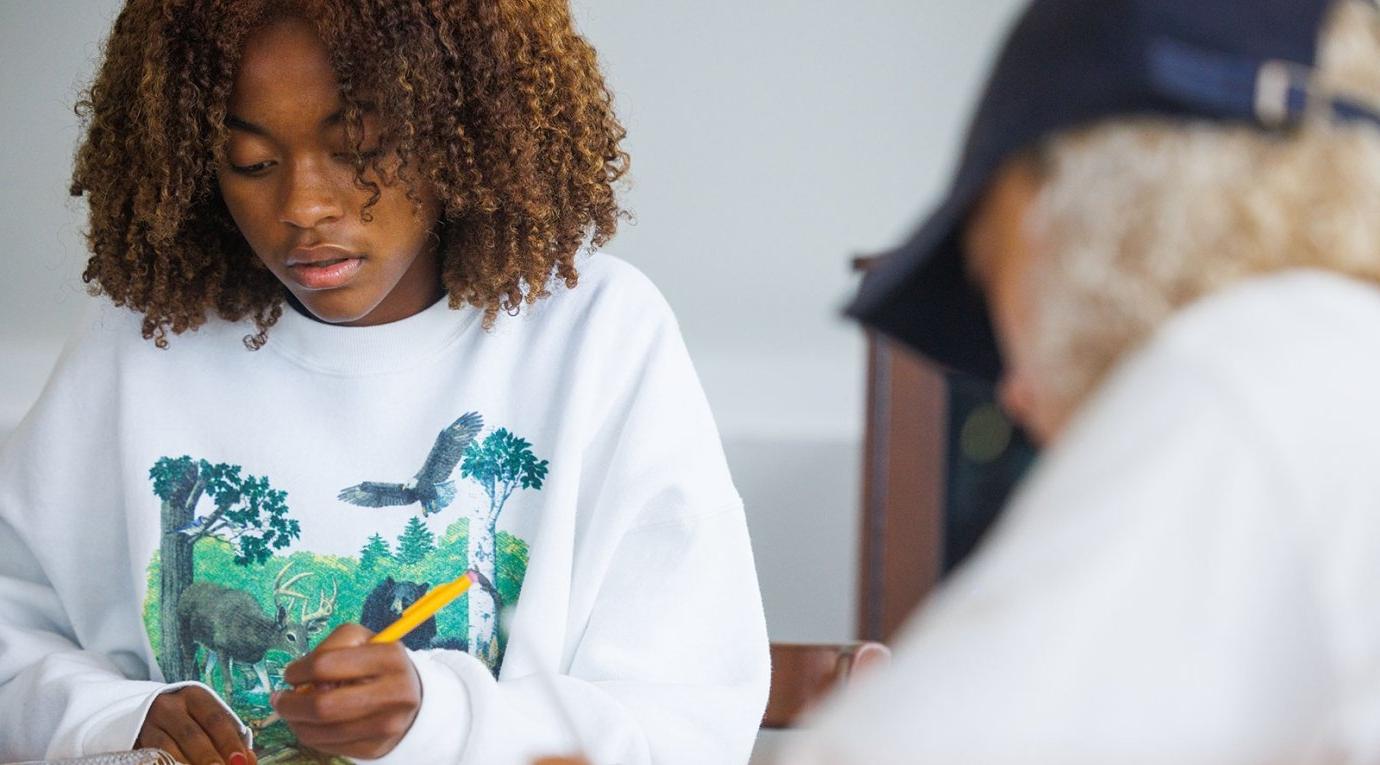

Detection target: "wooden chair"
[852, 257, 1036, 644]
[761, 641, 891, 729]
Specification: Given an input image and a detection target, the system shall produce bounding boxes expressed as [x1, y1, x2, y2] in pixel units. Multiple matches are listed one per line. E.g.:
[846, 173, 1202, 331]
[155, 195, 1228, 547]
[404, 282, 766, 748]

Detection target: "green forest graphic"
[141, 413, 547, 764]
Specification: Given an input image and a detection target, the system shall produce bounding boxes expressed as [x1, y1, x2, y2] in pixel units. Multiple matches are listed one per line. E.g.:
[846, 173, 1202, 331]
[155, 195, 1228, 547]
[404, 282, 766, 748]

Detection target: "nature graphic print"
[141, 412, 549, 764]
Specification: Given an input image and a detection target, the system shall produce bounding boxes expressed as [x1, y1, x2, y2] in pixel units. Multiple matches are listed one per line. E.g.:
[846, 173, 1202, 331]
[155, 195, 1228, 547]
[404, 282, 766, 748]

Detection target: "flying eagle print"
[337, 412, 484, 516]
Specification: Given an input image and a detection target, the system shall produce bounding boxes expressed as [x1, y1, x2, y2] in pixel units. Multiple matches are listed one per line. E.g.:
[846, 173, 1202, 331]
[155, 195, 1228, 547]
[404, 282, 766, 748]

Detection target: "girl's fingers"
[290, 715, 414, 761]
[271, 631, 420, 760]
[167, 718, 226, 765]
[146, 718, 211, 762]
[184, 688, 252, 764]
[136, 727, 187, 763]
[288, 712, 400, 749]
[272, 673, 415, 724]
[292, 623, 373, 662]
[283, 642, 406, 686]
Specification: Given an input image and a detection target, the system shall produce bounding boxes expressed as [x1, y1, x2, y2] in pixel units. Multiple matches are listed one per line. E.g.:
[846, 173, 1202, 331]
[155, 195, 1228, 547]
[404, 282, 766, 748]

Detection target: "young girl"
[0, 2, 769, 764]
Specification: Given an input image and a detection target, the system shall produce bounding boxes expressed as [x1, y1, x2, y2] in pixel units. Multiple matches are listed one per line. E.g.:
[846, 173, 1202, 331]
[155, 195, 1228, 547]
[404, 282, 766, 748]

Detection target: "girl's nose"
[278, 160, 345, 230]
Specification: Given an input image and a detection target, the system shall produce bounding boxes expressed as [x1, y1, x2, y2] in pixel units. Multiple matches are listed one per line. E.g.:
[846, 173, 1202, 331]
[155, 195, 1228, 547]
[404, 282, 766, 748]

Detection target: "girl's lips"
[287, 257, 364, 290]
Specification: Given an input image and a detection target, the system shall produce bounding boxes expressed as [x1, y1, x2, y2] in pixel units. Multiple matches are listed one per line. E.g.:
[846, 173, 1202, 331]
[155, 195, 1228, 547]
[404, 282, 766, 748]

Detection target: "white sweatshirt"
[0, 254, 770, 765]
[791, 270, 1380, 764]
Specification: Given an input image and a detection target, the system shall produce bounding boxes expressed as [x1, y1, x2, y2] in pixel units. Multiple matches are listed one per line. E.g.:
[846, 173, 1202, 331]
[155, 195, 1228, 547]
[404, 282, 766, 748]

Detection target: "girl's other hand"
[271, 623, 422, 760]
[136, 685, 256, 765]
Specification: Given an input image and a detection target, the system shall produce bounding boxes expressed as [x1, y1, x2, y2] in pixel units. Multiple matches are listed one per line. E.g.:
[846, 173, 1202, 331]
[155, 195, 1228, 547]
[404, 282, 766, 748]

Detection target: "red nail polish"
[229, 753, 247, 765]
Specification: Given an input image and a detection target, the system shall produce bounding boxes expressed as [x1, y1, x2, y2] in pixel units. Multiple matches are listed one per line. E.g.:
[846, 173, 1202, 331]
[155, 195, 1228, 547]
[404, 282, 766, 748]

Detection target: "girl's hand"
[136, 685, 256, 765]
[271, 624, 422, 760]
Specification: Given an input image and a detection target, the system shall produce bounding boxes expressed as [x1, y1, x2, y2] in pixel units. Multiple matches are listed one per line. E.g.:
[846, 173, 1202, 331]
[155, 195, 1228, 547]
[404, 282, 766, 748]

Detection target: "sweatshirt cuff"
[354, 649, 472, 765]
[78, 680, 250, 755]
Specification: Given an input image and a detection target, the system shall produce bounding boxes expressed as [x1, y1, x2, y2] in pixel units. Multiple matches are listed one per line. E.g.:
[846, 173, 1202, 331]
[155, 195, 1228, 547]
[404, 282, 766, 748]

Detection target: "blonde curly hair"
[1024, 0, 1380, 423]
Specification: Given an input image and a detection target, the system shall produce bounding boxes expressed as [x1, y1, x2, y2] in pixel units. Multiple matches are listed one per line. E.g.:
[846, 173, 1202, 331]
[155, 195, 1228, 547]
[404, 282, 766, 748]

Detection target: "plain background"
[0, 0, 1026, 649]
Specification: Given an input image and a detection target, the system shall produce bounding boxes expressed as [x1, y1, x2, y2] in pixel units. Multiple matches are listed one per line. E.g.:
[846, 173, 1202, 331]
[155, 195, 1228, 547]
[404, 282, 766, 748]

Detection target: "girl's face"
[218, 17, 443, 326]
[963, 157, 1063, 445]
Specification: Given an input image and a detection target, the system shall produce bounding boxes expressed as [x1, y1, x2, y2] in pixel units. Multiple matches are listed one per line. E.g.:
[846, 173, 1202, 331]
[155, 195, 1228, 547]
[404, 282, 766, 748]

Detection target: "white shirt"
[792, 270, 1380, 764]
[0, 253, 770, 764]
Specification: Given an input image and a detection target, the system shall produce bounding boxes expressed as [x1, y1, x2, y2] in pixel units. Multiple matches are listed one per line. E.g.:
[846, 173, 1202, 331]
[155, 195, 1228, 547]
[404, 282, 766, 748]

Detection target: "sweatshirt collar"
[264, 294, 478, 375]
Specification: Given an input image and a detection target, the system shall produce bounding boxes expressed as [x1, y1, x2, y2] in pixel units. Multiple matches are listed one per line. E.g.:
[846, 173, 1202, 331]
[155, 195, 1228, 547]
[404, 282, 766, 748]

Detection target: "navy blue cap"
[847, 0, 1380, 381]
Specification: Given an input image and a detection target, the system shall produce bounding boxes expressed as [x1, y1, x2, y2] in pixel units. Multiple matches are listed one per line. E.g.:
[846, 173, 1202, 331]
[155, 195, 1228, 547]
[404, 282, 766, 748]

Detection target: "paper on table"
[1, 749, 181, 765]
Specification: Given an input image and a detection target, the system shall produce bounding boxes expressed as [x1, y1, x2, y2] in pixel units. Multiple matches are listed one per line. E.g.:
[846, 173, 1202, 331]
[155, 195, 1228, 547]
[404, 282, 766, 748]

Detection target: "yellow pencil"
[258, 571, 473, 728]
[373, 572, 473, 643]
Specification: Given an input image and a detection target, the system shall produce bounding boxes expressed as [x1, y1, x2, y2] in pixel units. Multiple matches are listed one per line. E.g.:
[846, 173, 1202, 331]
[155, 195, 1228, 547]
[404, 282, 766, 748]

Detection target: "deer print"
[177, 564, 337, 697]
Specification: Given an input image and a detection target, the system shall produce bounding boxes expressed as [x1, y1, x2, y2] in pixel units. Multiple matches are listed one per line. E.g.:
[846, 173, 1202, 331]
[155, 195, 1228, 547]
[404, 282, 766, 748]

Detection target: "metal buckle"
[1254, 59, 1313, 128]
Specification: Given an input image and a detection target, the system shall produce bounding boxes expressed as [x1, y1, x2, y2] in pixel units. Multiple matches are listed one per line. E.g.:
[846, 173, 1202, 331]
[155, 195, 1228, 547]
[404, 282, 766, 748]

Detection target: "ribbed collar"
[264, 295, 478, 376]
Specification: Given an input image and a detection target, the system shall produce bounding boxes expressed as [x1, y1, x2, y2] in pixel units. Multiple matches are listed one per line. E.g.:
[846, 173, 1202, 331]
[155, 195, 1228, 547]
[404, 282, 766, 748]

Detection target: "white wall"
[1, 1, 123, 429]
[0, 0, 1027, 644]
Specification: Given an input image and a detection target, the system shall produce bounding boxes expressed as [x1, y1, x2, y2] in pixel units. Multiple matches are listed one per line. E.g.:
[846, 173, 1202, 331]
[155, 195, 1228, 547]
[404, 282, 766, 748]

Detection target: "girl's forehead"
[236, 18, 333, 90]
[229, 17, 343, 122]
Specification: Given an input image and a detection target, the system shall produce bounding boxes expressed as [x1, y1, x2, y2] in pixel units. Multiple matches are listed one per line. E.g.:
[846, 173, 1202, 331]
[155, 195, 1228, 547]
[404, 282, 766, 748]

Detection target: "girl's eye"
[230, 160, 274, 176]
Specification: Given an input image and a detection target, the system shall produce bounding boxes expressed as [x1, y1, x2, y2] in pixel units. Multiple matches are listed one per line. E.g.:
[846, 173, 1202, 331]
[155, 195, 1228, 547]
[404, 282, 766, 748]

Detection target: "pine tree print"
[359, 533, 392, 572]
[395, 516, 436, 565]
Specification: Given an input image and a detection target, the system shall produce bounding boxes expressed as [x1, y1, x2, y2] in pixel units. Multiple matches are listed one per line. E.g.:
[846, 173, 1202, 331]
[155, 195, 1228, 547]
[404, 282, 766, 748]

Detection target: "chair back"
[762, 641, 891, 729]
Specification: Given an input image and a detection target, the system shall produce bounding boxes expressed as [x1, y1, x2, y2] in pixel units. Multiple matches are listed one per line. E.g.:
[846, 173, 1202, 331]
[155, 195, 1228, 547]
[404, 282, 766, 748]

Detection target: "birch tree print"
[459, 429, 548, 667]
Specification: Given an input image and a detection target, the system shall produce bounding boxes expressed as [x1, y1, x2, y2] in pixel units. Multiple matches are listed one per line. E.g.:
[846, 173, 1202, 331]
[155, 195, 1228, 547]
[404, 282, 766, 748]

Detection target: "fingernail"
[229, 753, 247, 765]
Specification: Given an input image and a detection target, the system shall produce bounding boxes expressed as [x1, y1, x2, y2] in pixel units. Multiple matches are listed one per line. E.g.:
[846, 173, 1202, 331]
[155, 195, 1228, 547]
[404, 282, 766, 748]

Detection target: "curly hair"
[1023, 0, 1380, 425]
[71, 0, 629, 348]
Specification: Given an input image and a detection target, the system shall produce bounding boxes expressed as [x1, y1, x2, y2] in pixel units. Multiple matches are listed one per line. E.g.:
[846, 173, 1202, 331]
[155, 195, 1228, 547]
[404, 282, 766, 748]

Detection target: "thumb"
[311, 622, 376, 652]
[280, 623, 376, 690]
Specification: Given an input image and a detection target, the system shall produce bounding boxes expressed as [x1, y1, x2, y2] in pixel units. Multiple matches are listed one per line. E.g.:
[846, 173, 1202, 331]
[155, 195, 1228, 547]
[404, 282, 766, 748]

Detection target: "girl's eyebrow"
[226, 114, 269, 136]
[225, 105, 375, 135]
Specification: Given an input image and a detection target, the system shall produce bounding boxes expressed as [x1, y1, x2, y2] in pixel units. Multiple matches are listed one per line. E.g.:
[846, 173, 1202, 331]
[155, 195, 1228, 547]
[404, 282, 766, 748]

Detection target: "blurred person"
[789, 0, 1380, 762]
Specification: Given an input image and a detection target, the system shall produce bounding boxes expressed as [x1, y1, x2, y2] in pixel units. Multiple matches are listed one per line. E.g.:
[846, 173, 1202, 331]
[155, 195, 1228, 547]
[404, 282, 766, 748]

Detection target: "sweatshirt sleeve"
[359, 263, 771, 765]
[0, 516, 240, 757]
[0, 307, 246, 759]
[366, 506, 768, 765]
[786, 347, 1332, 764]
